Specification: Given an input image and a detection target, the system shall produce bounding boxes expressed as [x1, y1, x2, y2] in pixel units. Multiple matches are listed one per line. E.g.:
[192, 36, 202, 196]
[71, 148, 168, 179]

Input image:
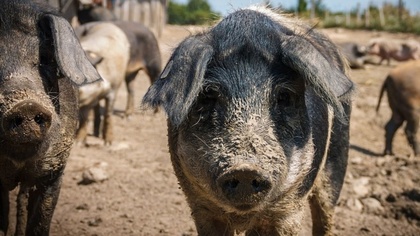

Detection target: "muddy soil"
[14, 25, 420, 236]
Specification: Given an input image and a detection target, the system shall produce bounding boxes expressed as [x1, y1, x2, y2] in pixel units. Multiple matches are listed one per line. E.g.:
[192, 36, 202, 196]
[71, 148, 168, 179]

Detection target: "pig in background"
[77, 0, 117, 25]
[74, 20, 162, 145]
[337, 42, 376, 69]
[376, 60, 420, 157]
[367, 37, 420, 65]
[0, 0, 101, 235]
[143, 5, 354, 236]
[75, 22, 130, 146]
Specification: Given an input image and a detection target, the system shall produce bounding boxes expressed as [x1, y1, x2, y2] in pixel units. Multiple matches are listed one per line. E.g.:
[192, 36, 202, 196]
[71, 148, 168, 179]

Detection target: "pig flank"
[0, 0, 101, 235]
[143, 5, 353, 236]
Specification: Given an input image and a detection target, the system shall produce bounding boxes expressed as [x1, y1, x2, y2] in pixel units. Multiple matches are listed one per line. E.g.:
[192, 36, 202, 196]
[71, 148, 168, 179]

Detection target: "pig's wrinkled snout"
[1, 100, 52, 144]
[217, 165, 272, 210]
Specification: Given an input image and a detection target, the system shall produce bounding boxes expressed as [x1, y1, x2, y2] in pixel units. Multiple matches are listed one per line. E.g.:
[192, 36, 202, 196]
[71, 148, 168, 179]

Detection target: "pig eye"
[201, 87, 220, 104]
[277, 92, 292, 107]
[194, 87, 219, 115]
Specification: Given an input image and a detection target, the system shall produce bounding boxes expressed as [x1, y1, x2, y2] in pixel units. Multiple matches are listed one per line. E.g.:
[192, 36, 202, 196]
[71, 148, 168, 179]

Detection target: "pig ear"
[142, 37, 214, 126]
[40, 14, 101, 85]
[279, 35, 354, 113]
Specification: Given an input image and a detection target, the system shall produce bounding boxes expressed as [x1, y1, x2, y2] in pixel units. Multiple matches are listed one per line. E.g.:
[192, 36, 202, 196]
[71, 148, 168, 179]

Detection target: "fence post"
[379, 6, 385, 27]
[365, 8, 370, 27]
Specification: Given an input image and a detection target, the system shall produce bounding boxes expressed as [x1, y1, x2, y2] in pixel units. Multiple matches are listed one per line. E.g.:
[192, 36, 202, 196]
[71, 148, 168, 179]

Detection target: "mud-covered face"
[0, 68, 61, 162]
[174, 52, 315, 212]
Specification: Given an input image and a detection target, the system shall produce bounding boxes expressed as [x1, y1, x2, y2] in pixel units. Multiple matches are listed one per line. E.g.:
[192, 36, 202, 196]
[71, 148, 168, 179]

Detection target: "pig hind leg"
[102, 93, 115, 145]
[93, 103, 102, 137]
[124, 71, 139, 118]
[144, 63, 161, 113]
[384, 112, 404, 155]
[0, 182, 9, 235]
[404, 113, 420, 156]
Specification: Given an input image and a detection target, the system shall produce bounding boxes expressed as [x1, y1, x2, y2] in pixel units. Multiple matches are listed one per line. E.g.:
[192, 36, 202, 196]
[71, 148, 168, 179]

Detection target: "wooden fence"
[113, 0, 167, 37]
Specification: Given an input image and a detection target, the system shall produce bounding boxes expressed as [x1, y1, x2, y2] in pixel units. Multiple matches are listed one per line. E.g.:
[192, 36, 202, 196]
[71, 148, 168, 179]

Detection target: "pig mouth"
[1, 139, 47, 162]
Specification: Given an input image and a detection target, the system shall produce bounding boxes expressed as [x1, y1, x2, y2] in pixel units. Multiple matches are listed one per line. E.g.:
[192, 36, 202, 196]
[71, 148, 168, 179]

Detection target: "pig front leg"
[191, 208, 235, 236]
[0, 182, 9, 236]
[23, 173, 64, 236]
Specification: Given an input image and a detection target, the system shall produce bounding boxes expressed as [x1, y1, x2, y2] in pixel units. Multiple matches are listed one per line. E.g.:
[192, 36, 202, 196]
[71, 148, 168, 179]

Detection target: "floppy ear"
[40, 14, 101, 85]
[279, 34, 354, 114]
[142, 36, 214, 126]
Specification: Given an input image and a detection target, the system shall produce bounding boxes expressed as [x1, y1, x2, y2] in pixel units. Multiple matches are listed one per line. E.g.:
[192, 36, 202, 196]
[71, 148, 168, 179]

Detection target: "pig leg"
[0, 182, 9, 235]
[93, 103, 102, 138]
[191, 210, 234, 236]
[384, 113, 404, 155]
[75, 107, 91, 145]
[246, 226, 281, 236]
[15, 187, 29, 236]
[124, 72, 139, 118]
[145, 65, 161, 114]
[102, 93, 115, 146]
[309, 177, 335, 236]
[404, 114, 420, 156]
[25, 173, 63, 235]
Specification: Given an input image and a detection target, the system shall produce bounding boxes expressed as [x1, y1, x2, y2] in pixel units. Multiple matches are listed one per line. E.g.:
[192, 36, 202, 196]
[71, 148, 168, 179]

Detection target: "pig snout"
[217, 164, 272, 210]
[1, 100, 52, 144]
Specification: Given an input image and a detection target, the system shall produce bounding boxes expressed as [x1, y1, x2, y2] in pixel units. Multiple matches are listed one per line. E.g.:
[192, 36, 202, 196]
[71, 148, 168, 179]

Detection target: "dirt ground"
[25, 25, 420, 235]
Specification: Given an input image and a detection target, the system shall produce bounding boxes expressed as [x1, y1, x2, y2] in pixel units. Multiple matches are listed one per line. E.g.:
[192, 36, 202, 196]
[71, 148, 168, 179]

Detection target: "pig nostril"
[34, 113, 47, 126]
[223, 179, 239, 190]
[9, 116, 24, 129]
[252, 179, 260, 190]
[252, 179, 271, 192]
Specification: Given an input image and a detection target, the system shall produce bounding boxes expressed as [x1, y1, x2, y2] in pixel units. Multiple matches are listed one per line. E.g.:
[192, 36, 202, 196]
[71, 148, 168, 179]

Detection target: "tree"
[297, 0, 307, 13]
[167, 0, 220, 25]
[187, 0, 211, 12]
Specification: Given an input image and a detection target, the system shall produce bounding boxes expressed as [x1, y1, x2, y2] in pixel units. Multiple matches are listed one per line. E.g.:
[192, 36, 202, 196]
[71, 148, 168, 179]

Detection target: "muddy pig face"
[144, 8, 353, 213]
[175, 56, 315, 211]
[0, 7, 100, 162]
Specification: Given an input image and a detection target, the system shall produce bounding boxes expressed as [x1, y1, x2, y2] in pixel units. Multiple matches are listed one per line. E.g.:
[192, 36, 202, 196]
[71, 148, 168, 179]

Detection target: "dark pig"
[0, 0, 101, 235]
[376, 60, 420, 156]
[337, 42, 369, 69]
[77, 4, 117, 25]
[143, 5, 354, 236]
[113, 21, 162, 116]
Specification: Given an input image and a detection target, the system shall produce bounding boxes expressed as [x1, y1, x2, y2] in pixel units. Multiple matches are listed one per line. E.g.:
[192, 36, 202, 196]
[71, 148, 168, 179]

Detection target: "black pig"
[143, 6, 354, 236]
[0, 0, 101, 235]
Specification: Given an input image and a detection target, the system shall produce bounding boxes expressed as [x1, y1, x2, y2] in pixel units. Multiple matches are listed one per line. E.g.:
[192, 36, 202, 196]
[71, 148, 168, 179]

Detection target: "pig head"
[0, 0, 101, 235]
[143, 5, 354, 236]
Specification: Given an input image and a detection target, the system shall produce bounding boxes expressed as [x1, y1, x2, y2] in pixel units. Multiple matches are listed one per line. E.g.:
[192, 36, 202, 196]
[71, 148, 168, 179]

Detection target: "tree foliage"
[297, 0, 307, 13]
[168, 0, 220, 25]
